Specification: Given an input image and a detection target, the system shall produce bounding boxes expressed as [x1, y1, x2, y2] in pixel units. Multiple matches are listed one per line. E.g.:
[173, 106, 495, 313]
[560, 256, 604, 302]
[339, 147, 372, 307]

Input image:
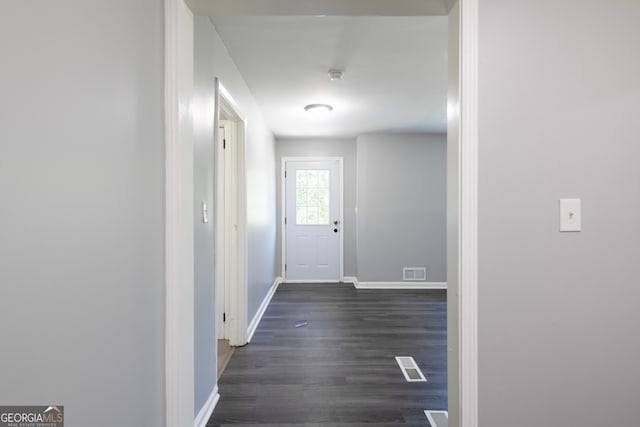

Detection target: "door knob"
[333, 228, 338, 233]
[333, 220, 339, 225]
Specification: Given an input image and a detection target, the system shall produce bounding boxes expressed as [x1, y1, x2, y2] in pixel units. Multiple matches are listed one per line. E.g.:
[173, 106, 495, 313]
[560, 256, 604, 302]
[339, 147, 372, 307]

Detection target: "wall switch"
[559, 198, 581, 232]
[202, 201, 209, 223]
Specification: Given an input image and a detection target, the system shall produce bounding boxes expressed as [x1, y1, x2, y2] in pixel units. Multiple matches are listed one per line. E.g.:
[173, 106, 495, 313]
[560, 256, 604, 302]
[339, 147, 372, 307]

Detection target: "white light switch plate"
[559, 198, 581, 232]
[202, 201, 209, 223]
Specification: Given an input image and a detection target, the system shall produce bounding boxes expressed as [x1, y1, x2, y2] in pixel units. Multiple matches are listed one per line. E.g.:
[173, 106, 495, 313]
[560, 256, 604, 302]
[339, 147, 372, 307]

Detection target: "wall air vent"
[403, 267, 426, 281]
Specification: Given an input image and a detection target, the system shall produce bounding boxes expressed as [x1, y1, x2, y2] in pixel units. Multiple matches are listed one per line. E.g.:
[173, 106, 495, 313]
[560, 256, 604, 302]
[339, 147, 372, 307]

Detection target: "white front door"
[284, 159, 342, 281]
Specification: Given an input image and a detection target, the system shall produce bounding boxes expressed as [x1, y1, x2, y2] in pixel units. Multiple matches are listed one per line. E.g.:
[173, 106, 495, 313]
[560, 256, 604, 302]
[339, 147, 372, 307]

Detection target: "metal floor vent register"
[403, 267, 426, 281]
[395, 356, 427, 382]
[424, 410, 448, 427]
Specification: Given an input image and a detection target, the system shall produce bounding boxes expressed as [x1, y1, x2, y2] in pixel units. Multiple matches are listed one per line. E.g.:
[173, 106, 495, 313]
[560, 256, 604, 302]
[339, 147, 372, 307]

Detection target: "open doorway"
[214, 80, 248, 357]
[166, 2, 478, 427]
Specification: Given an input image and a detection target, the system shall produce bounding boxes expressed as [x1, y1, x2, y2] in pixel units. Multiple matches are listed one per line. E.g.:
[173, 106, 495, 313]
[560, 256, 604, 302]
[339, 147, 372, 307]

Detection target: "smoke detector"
[328, 69, 344, 81]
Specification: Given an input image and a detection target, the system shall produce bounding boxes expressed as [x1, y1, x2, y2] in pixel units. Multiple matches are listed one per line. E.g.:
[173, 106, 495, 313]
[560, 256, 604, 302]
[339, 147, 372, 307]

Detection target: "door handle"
[333, 228, 338, 233]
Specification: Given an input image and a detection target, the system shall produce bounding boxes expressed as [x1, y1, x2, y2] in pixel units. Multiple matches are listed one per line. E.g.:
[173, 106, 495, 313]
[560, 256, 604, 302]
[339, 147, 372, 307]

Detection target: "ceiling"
[211, 15, 448, 138]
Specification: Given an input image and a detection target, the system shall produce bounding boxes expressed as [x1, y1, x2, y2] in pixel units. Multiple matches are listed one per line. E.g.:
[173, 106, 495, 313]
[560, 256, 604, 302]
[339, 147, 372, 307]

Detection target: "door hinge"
[284, 217, 287, 225]
[284, 170, 287, 178]
[285, 264, 287, 272]
[223, 139, 226, 149]
[223, 312, 226, 322]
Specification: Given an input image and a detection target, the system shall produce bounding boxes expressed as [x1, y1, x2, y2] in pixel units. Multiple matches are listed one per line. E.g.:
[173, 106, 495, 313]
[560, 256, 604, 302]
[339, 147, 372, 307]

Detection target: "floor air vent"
[403, 267, 426, 281]
[424, 410, 448, 427]
[395, 356, 427, 382]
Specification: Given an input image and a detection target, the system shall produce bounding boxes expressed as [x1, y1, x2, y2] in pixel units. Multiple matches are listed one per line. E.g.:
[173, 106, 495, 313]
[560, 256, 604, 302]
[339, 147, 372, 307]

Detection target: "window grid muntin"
[295, 169, 330, 225]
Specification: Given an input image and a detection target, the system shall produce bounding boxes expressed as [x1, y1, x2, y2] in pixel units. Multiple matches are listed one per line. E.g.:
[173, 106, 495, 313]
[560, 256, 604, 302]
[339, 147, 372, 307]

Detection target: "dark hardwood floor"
[207, 283, 447, 426]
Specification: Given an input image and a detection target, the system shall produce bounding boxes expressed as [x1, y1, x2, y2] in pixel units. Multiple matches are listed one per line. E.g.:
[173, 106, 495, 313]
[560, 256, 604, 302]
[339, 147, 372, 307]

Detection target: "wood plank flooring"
[218, 339, 235, 378]
[207, 283, 447, 426]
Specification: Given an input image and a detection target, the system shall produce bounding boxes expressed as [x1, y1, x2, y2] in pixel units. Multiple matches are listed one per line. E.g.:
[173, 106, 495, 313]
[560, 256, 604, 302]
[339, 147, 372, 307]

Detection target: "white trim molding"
[341, 276, 358, 285]
[194, 386, 220, 427]
[356, 281, 447, 290]
[283, 280, 341, 284]
[231, 114, 248, 347]
[341, 277, 446, 290]
[246, 277, 282, 343]
[165, 1, 195, 426]
[460, 0, 479, 426]
[214, 80, 250, 348]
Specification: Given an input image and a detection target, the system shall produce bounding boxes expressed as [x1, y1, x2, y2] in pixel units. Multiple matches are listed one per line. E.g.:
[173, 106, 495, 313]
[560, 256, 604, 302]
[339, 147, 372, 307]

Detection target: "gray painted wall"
[356, 134, 447, 282]
[200, 18, 278, 329]
[478, 1, 640, 426]
[275, 139, 358, 277]
[0, 1, 165, 426]
[193, 17, 218, 415]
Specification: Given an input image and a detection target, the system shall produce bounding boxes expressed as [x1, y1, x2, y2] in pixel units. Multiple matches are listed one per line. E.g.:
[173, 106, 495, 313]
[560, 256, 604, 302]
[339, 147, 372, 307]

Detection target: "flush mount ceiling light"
[304, 103, 333, 118]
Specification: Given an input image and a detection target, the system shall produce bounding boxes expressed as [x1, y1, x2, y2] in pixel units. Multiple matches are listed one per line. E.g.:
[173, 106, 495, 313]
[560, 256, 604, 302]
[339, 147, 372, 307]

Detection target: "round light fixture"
[304, 103, 333, 118]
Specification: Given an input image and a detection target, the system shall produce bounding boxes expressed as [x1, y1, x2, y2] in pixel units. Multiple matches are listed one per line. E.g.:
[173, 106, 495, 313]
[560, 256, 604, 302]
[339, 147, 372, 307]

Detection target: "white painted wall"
[356, 134, 447, 282]
[275, 139, 358, 277]
[0, 1, 165, 426]
[196, 17, 278, 332]
[478, 0, 640, 426]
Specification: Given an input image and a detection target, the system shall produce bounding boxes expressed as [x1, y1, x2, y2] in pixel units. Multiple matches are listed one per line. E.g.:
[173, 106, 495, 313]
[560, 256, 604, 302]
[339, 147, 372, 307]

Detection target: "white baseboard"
[288, 276, 446, 290]
[341, 276, 359, 286]
[282, 279, 341, 283]
[354, 280, 447, 290]
[194, 386, 220, 427]
[246, 276, 281, 343]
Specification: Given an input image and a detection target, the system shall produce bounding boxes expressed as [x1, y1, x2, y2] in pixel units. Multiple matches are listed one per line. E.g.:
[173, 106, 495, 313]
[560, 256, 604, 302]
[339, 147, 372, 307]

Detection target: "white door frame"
[281, 157, 344, 283]
[164, 1, 478, 426]
[165, 1, 194, 426]
[215, 119, 229, 340]
[214, 79, 249, 348]
[458, 1, 479, 425]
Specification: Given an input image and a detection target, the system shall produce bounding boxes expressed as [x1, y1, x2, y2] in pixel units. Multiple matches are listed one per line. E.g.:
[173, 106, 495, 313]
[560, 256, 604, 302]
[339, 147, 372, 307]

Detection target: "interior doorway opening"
[166, 2, 478, 426]
[214, 81, 248, 352]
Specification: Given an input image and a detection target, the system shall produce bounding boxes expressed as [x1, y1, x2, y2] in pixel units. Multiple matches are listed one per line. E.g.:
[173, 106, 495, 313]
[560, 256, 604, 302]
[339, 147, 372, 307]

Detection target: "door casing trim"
[165, 1, 194, 426]
[458, 0, 479, 425]
[214, 79, 249, 347]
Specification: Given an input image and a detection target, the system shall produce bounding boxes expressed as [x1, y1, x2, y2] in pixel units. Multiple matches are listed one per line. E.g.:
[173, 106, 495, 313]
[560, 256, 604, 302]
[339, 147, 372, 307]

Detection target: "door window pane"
[295, 169, 330, 225]
[296, 207, 307, 225]
[319, 206, 330, 225]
